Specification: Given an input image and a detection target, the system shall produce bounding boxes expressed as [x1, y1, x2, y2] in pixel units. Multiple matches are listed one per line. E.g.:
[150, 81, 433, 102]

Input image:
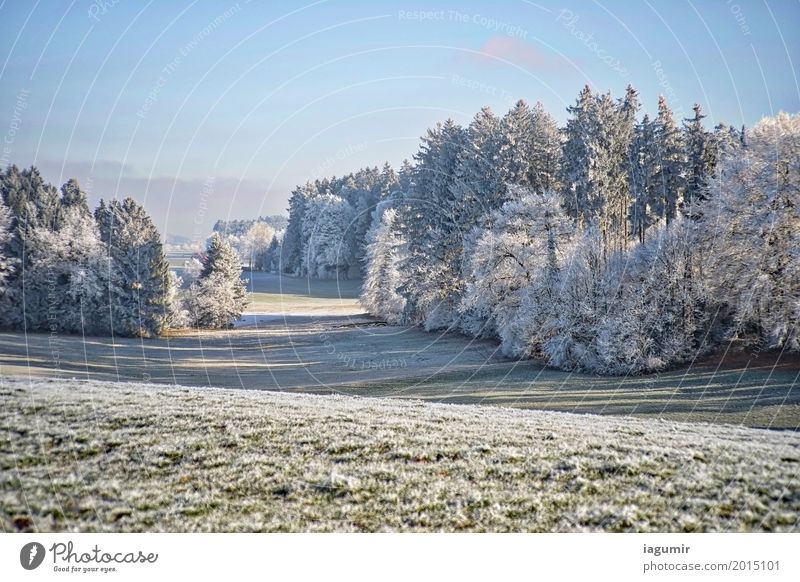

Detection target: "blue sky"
[1, 0, 798, 238]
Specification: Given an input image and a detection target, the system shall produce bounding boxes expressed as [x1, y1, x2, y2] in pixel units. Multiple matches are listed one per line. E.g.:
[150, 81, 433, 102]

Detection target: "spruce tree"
[95, 197, 171, 337]
[0, 196, 16, 313]
[682, 104, 715, 215]
[652, 96, 685, 226]
[628, 114, 658, 243]
[528, 102, 563, 194]
[187, 232, 248, 328]
[361, 205, 406, 324]
[561, 85, 596, 227]
[397, 119, 466, 327]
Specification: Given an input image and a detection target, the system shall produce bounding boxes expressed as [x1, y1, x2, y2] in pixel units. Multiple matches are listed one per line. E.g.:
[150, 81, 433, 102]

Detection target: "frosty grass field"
[3, 377, 799, 532]
[1, 272, 799, 532]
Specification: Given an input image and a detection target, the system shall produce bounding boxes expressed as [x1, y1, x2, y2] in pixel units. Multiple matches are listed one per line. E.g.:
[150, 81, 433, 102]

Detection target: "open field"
[1, 274, 798, 429]
[243, 271, 362, 313]
[2, 377, 798, 532]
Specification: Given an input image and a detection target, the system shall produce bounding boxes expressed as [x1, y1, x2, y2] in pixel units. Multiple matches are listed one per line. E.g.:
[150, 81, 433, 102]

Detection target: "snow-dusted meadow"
[2, 377, 798, 532]
[1, 282, 797, 430]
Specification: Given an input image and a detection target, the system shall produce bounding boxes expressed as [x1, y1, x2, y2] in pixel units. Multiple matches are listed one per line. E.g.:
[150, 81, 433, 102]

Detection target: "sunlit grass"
[2, 378, 798, 532]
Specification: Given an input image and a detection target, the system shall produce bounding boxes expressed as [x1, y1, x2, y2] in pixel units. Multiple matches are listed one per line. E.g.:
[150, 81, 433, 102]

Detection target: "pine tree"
[561, 86, 639, 251]
[652, 96, 685, 226]
[281, 184, 312, 275]
[262, 235, 281, 273]
[628, 114, 658, 243]
[57, 178, 91, 226]
[360, 205, 406, 323]
[682, 104, 715, 215]
[0, 196, 16, 312]
[186, 232, 248, 328]
[500, 100, 534, 187]
[561, 85, 596, 227]
[397, 119, 466, 327]
[95, 197, 171, 337]
[527, 102, 563, 193]
[27, 205, 105, 334]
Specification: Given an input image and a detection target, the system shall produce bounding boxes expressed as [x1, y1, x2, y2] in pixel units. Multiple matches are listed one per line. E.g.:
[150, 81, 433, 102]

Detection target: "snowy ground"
[2, 377, 798, 532]
[0, 273, 798, 429]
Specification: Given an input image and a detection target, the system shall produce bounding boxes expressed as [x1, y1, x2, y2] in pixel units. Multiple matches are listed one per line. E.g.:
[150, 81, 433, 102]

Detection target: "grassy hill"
[2, 377, 798, 532]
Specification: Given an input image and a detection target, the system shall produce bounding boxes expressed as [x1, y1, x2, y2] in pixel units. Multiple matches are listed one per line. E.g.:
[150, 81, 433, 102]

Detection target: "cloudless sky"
[1, 0, 798, 239]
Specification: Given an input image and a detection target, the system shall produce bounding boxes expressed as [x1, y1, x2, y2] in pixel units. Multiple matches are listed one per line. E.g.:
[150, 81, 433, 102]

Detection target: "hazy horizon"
[2, 0, 798, 239]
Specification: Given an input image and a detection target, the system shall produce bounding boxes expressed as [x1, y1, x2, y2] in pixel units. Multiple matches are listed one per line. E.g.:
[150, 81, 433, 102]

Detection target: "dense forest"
[282, 85, 799, 374]
[0, 167, 247, 336]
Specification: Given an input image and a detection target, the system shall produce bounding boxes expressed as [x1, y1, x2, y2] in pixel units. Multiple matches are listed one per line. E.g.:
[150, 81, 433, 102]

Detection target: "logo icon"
[20, 542, 46, 570]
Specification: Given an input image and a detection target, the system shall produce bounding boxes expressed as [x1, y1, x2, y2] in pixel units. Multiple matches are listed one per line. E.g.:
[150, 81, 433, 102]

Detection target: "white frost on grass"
[1, 377, 798, 532]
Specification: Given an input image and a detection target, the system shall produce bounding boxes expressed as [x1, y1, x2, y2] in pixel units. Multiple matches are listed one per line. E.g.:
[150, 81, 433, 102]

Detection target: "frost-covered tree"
[397, 119, 466, 328]
[628, 114, 658, 244]
[603, 85, 639, 251]
[461, 188, 574, 355]
[349, 164, 398, 273]
[0, 166, 62, 328]
[361, 205, 406, 324]
[499, 100, 534, 187]
[702, 112, 800, 350]
[262, 235, 281, 273]
[652, 96, 685, 226]
[186, 232, 248, 328]
[682, 104, 715, 215]
[543, 226, 611, 371]
[561, 85, 597, 227]
[57, 178, 91, 226]
[181, 256, 204, 285]
[0, 196, 16, 310]
[26, 205, 106, 334]
[595, 220, 714, 374]
[560, 85, 638, 251]
[527, 102, 563, 194]
[95, 197, 171, 337]
[301, 193, 355, 279]
[1, 165, 61, 230]
[281, 183, 312, 275]
[242, 221, 275, 270]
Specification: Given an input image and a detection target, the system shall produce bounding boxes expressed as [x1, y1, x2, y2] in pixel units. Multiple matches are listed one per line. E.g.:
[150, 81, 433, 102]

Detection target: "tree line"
[0, 166, 247, 336]
[283, 85, 797, 374]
